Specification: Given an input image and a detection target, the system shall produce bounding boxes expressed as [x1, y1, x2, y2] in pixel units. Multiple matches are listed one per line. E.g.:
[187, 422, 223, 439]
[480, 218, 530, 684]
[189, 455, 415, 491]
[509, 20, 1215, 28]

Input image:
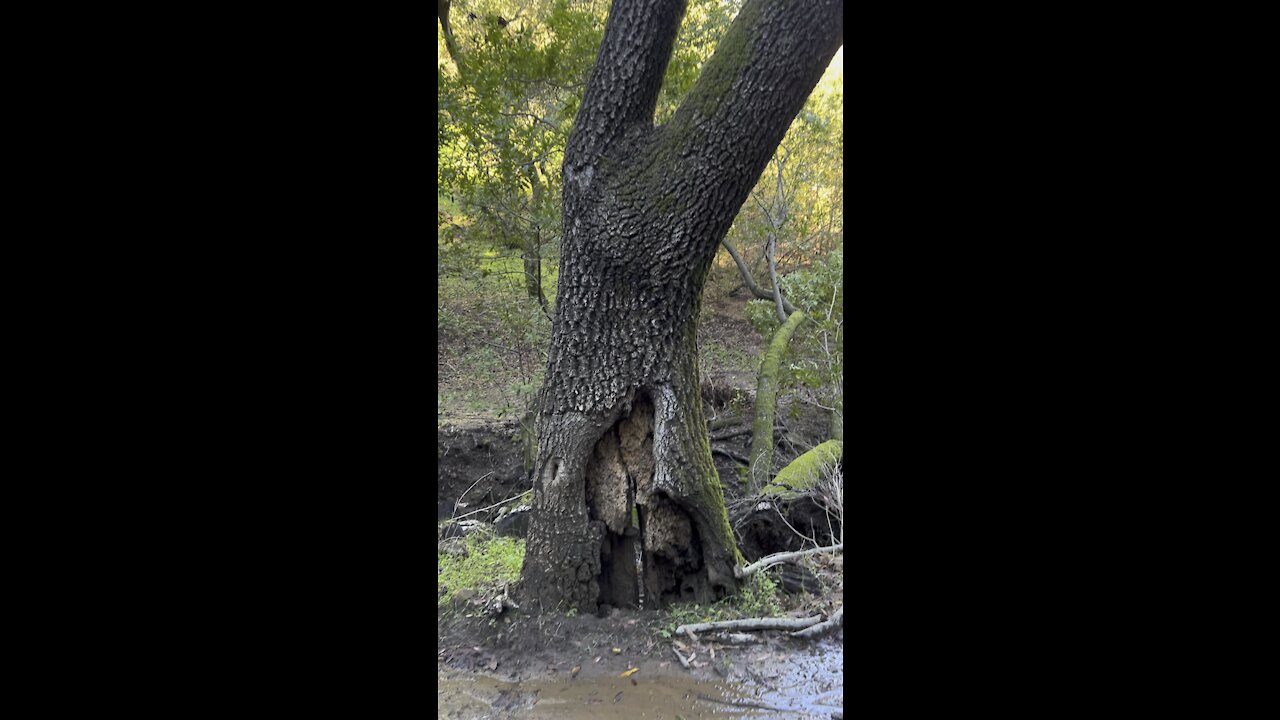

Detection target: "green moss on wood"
[683, 0, 763, 120]
[763, 440, 842, 497]
[748, 310, 806, 490]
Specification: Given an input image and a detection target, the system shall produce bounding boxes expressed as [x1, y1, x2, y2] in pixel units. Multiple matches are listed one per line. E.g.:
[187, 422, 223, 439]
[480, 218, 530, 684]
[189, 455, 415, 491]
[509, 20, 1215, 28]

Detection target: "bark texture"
[519, 0, 843, 614]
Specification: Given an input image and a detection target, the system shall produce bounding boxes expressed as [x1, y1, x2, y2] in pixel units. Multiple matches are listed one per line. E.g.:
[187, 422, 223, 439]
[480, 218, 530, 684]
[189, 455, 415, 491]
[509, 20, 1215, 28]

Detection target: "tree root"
[676, 615, 822, 635]
[734, 542, 843, 578]
[711, 447, 750, 465]
[791, 607, 842, 638]
[673, 607, 842, 642]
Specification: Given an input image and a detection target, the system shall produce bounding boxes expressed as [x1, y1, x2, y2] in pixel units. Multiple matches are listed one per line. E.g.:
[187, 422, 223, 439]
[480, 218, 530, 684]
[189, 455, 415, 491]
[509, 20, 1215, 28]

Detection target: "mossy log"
[764, 439, 843, 497]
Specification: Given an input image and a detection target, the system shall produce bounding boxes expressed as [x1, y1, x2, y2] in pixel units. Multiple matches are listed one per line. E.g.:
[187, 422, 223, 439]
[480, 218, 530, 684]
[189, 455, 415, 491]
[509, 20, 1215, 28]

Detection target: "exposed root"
[791, 606, 843, 638]
[675, 615, 822, 634]
[734, 542, 843, 579]
[712, 447, 750, 466]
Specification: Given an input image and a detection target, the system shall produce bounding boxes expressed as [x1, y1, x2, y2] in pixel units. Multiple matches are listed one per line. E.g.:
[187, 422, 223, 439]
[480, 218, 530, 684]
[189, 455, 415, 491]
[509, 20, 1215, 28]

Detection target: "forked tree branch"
[721, 239, 798, 315]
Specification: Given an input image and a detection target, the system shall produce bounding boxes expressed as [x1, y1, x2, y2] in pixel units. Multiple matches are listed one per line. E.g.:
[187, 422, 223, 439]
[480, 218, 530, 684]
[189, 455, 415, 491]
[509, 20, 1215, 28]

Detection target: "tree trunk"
[524, 166, 550, 312]
[519, 0, 843, 614]
[437, 0, 467, 82]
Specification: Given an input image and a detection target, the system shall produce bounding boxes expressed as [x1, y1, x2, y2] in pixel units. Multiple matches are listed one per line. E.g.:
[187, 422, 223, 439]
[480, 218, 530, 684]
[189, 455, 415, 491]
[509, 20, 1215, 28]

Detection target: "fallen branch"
[671, 645, 691, 669]
[791, 607, 842, 638]
[676, 615, 822, 635]
[734, 542, 843, 579]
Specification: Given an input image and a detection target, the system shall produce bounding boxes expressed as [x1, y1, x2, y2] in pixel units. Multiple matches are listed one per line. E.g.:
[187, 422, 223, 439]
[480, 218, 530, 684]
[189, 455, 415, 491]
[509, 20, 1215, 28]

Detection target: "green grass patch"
[438, 534, 525, 608]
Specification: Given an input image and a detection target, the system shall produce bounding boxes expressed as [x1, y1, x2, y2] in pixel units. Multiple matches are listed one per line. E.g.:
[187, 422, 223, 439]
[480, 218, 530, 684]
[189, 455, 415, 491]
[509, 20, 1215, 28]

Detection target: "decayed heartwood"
[519, 0, 843, 614]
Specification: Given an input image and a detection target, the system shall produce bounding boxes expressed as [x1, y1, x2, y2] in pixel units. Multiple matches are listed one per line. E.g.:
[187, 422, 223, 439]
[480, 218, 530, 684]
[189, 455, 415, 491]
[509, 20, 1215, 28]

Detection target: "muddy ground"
[438, 607, 843, 719]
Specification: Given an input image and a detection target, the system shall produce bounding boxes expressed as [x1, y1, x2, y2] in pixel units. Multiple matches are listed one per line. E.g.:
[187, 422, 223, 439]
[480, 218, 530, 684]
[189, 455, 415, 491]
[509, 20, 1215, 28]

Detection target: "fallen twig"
[697, 692, 791, 713]
[452, 471, 494, 519]
[676, 615, 822, 635]
[448, 490, 529, 522]
[734, 542, 843, 579]
[791, 607, 843, 638]
[671, 645, 691, 669]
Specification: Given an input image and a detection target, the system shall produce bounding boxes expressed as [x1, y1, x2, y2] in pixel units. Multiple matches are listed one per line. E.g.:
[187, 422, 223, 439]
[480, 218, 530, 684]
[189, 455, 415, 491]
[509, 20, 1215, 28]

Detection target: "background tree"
[518, 0, 843, 614]
[438, 0, 606, 454]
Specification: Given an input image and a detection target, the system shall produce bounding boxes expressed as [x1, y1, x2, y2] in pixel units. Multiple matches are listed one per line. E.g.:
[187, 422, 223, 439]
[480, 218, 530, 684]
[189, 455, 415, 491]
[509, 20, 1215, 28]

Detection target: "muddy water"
[438, 640, 843, 720]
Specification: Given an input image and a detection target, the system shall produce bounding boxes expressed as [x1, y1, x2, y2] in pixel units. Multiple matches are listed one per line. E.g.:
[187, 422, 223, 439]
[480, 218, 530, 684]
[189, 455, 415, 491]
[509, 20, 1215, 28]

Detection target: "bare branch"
[452, 471, 494, 519]
[734, 542, 843, 578]
[721, 239, 798, 315]
[448, 490, 530, 523]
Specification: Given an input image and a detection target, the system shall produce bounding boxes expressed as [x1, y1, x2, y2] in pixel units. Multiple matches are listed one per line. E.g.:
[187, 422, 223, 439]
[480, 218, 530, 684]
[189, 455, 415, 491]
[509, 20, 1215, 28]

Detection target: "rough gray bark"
[519, 0, 843, 614]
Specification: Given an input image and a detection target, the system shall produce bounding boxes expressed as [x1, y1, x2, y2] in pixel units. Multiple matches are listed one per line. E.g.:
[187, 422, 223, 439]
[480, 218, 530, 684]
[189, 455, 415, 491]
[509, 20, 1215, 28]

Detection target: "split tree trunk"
[519, 0, 843, 614]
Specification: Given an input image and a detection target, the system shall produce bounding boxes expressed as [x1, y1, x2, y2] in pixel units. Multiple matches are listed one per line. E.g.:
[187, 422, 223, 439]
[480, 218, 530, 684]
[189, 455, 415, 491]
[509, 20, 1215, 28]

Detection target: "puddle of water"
[439, 668, 796, 719]
[438, 640, 843, 719]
